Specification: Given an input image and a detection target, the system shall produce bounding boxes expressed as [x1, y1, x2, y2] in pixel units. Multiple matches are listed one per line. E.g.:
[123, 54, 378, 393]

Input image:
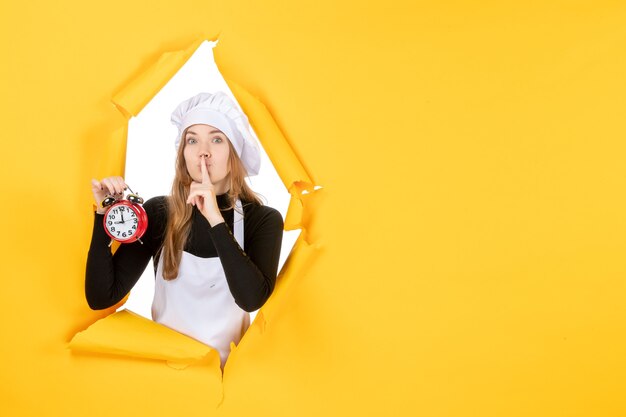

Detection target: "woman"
[85, 91, 284, 368]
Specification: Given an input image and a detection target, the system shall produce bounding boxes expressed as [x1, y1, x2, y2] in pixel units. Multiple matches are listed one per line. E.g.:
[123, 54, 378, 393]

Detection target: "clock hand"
[112, 212, 128, 225]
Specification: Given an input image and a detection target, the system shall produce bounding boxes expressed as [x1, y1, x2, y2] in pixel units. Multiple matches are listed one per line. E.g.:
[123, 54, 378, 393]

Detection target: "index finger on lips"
[201, 156, 210, 184]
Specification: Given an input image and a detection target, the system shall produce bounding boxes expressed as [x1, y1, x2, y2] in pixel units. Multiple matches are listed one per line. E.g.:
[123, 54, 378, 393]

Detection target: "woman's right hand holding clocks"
[91, 176, 128, 215]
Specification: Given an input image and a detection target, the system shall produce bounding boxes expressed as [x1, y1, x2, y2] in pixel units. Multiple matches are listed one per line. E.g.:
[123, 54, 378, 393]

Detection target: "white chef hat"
[170, 91, 261, 177]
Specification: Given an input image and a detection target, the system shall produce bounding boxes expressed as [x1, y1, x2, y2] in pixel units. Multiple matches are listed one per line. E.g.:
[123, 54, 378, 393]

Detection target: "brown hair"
[159, 126, 263, 280]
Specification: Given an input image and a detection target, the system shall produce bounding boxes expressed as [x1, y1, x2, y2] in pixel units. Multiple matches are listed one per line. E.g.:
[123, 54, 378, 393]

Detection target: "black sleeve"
[84, 198, 162, 310]
[208, 207, 284, 312]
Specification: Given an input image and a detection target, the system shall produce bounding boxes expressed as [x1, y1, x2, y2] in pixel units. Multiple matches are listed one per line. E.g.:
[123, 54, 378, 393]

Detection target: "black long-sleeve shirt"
[85, 193, 284, 312]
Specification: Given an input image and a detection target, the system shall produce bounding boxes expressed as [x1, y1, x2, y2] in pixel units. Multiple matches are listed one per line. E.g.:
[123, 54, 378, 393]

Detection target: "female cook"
[85, 91, 284, 368]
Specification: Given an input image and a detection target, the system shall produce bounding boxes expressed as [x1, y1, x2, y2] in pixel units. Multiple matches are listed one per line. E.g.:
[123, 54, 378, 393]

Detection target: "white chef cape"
[151, 199, 250, 367]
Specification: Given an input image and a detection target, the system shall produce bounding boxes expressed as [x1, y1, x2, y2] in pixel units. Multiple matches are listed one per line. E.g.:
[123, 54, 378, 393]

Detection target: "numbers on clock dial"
[106, 205, 138, 241]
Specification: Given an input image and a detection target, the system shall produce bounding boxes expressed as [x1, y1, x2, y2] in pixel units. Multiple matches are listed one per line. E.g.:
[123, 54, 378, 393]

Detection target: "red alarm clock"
[101, 188, 148, 245]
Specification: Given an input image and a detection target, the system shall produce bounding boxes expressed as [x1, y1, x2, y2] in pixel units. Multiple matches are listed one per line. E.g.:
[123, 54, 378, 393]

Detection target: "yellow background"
[1, 1, 626, 416]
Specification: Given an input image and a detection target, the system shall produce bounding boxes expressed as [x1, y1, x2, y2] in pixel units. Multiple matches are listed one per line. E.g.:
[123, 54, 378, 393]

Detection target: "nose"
[198, 140, 212, 160]
[198, 146, 211, 158]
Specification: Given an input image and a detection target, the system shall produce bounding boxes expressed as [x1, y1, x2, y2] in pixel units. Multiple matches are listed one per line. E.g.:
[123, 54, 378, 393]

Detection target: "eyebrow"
[186, 129, 223, 136]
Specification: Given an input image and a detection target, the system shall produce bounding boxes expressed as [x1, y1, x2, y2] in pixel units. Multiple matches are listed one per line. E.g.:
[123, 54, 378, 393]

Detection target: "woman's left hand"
[186, 156, 225, 227]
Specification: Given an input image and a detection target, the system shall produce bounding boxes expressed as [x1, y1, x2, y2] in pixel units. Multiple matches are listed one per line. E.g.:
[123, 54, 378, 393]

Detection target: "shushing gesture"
[186, 156, 225, 227]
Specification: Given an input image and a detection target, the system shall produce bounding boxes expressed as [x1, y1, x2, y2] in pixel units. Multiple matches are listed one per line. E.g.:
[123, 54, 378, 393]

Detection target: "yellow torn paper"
[112, 38, 210, 118]
[3, 2, 626, 417]
[69, 309, 220, 369]
[226, 79, 313, 190]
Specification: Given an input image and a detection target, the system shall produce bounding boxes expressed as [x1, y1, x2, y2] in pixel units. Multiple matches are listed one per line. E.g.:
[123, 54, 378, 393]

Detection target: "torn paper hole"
[73, 38, 322, 374]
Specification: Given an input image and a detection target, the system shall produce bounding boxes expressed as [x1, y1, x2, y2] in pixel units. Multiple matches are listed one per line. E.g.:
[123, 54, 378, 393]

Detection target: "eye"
[186, 137, 197, 144]
[212, 137, 223, 143]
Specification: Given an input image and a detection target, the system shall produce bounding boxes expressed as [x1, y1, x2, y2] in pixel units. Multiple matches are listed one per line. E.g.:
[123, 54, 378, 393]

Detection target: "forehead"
[186, 124, 225, 135]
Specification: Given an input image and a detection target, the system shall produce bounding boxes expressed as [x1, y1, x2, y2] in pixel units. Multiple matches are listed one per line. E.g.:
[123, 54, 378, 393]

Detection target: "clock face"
[105, 203, 140, 241]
